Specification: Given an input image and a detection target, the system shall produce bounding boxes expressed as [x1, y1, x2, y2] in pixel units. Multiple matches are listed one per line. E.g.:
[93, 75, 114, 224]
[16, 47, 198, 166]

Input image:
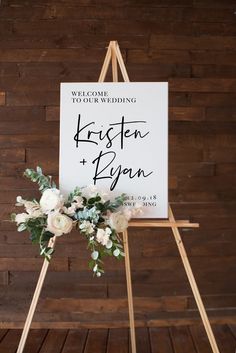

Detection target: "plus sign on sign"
[60, 82, 168, 218]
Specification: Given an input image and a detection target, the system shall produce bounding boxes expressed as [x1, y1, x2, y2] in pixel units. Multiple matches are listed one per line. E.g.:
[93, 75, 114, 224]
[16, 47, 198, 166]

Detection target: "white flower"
[40, 188, 64, 214]
[99, 190, 110, 203]
[73, 195, 84, 208]
[24, 201, 43, 217]
[113, 248, 120, 257]
[122, 203, 143, 220]
[93, 264, 98, 272]
[29, 209, 43, 218]
[46, 211, 73, 237]
[108, 211, 128, 233]
[82, 185, 110, 203]
[91, 251, 99, 260]
[16, 196, 25, 206]
[105, 227, 112, 236]
[96, 227, 111, 246]
[15, 213, 30, 225]
[79, 220, 95, 235]
[16, 195, 24, 203]
[96, 271, 101, 277]
[106, 239, 113, 249]
[132, 202, 143, 216]
[15, 197, 43, 219]
[82, 185, 98, 198]
[122, 208, 132, 220]
[63, 195, 84, 216]
[63, 204, 77, 216]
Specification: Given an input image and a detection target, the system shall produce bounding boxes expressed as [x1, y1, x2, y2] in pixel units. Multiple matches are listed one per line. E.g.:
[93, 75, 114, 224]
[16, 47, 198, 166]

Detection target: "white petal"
[91, 251, 99, 260]
[106, 240, 113, 249]
[113, 248, 120, 257]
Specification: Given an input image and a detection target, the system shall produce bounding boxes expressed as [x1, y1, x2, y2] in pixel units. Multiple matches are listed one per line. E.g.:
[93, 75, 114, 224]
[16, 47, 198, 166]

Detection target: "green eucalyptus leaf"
[41, 231, 54, 242]
[88, 197, 96, 204]
[36, 166, 42, 174]
[17, 223, 27, 232]
[45, 247, 54, 255]
[88, 260, 95, 269]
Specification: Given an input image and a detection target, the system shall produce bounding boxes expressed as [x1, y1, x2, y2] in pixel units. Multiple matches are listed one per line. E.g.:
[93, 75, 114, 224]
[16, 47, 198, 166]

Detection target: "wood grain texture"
[0, 92, 6, 106]
[0, 326, 236, 352]
[0, 0, 235, 327]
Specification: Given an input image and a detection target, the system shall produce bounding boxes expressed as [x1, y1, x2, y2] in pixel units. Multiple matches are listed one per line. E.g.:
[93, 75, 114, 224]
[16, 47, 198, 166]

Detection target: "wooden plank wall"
[0, 0, 235, 327]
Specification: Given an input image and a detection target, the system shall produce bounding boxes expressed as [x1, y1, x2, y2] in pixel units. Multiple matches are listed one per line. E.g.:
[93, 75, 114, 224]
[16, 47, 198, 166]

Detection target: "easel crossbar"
[129, 220, 199, 228]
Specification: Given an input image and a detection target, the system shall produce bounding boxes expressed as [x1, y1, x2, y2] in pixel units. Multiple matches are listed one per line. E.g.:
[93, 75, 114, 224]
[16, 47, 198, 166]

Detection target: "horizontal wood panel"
[37, 297, 187, 313]
[0, 106, 45, 121]
[1, 310, 236, 329]
[192, 65, 236, 78]
[0, 34, 148, 49]
[0, 48, 125, 63]
[0, 258, 68, 271]
[169, 78, 236, 92]
[2, 6, 235, 23]
[6, 92, 59, 106]
[3, 77, 236, 93]
[0, 135, 59, 148]
[150, 35, 236, 50]
[0, 149, 25, 162]
[4, 255, 235, 284]
[0, 121, 58, 134]
[127, 49, 236, 65]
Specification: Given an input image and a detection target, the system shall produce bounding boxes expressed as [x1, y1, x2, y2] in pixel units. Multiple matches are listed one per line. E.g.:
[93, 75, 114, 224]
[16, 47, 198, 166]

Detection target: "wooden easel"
[17, 41, 220, 353]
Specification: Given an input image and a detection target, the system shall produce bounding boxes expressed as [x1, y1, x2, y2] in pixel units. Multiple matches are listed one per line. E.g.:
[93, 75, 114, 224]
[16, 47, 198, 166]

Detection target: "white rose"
[96, 228, 110, 246]
[108, 211, 128, 233]
[40, 188, 64, 214]
[15, 213, 30, 225]
[46, 211, 73, 237]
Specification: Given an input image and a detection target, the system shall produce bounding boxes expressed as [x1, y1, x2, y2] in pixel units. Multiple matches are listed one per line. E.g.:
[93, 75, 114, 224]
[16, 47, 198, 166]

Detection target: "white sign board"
[60, 82, 168, 218]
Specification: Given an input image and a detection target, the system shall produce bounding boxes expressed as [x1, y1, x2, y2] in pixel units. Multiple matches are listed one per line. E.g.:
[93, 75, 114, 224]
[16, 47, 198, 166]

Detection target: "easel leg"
[123, 230, 137, 353]
[169, 206, 220, 353]
[17, 237, 56, 353]
[111, 41, 118, 82]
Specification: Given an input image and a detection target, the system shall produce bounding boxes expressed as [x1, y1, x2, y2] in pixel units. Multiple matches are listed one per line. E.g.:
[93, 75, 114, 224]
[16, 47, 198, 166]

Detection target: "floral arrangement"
[11, 167, 141, 277]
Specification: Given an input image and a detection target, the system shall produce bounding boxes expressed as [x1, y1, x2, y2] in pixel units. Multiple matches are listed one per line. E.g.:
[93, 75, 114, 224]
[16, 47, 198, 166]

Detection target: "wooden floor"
[0, 324, 235, 353]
